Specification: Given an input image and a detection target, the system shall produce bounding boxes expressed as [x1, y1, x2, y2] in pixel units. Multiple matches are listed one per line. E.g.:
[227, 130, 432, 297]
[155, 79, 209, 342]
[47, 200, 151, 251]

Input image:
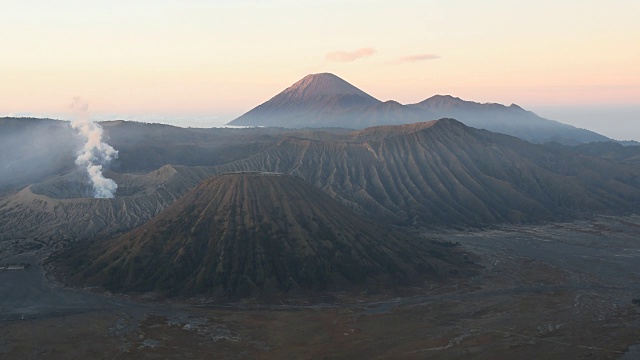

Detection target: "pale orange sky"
[1, 0, 639, 137]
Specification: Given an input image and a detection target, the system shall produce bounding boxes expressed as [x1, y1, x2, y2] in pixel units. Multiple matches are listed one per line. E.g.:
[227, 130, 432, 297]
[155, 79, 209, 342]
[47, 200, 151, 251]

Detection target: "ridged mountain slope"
[4, 119, 637, 247]
[0, 165, 217, 245]
[214, 119, 640, 227]
[58, 173, 457, 297]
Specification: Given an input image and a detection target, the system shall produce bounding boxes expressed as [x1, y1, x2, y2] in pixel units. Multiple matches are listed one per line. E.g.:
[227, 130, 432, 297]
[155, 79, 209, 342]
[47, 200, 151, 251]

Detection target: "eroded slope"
[58, 173, 460, 297]
[215, 119, 640, 226]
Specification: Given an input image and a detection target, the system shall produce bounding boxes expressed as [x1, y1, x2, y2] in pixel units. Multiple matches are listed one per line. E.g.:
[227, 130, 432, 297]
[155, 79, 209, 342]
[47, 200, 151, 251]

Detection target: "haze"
[1, 0, 639, 139]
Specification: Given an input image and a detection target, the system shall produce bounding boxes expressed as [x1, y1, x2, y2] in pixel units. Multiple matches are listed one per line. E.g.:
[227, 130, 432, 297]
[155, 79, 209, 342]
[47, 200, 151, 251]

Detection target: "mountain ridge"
[228, 73, 612, 144]
[278, 73, 378, 102]
[3, 119, 638, 247]
[411, 95, 609, 144]
[215, 118, 640, 227]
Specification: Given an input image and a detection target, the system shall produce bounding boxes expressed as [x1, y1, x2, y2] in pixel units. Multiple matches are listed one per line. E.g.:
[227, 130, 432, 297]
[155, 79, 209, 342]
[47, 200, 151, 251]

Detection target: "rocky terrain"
[0, 165, 217, 246]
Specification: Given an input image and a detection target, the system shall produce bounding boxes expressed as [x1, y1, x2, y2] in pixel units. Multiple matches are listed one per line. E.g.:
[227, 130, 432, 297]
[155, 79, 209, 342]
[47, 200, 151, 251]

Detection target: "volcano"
[228, 73, 434, 128]
[57, 173, 459, 298]
[227, 74, 613, 144]
[215, 119, 640, 227]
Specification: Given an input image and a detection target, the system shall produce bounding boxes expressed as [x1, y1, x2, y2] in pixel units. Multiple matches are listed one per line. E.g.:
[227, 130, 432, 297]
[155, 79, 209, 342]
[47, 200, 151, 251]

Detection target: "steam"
[69, 97, 118, 198]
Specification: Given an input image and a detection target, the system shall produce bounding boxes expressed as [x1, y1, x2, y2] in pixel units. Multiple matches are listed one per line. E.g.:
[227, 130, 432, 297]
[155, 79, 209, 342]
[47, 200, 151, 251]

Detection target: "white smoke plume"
[69, 97, 119, 198]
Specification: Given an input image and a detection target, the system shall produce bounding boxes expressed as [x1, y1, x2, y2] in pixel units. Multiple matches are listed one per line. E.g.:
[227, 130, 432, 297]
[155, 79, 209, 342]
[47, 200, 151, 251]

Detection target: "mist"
[0, 118, 78, 195]
[532, 105, 640, 142]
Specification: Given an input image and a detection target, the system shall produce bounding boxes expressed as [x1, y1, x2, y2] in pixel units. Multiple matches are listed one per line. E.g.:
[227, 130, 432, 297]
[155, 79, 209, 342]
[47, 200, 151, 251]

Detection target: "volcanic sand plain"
[1, 215, 639, 359]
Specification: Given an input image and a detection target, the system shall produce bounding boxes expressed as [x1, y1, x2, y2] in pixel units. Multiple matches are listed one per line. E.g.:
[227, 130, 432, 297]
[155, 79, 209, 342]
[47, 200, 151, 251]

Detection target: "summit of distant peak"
[431, 94, 462, 101]
[419, 95, 467, 106]
[281, 73, 377, 101]
[227, 73, 381, 127]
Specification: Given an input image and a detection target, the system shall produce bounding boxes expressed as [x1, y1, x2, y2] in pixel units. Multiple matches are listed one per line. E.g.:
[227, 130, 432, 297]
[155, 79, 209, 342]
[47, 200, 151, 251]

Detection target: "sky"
[1, 0, 639, 139]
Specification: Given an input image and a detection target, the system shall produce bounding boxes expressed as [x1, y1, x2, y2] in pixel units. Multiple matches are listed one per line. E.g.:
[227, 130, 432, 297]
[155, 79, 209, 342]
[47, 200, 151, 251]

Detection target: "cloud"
[395, 54, 441, 63]
[326, 47, 376, 62]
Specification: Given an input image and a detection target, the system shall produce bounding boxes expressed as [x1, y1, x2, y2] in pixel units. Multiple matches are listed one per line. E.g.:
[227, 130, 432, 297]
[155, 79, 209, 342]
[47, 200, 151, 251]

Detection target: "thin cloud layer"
[326, 47, 376, 62]
[395, 54, 441, 63]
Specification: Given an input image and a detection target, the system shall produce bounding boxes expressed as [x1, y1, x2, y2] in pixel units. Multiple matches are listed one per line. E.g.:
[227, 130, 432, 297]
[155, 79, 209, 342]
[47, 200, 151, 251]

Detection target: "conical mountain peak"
[57, 173, 451, 298]
[281, 73, 377, 101]
[228, 73, 381, 127]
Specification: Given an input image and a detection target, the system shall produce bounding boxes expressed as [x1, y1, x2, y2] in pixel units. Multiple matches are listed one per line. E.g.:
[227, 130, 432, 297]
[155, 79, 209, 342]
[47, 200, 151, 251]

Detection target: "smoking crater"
[69, 97, 118, 198]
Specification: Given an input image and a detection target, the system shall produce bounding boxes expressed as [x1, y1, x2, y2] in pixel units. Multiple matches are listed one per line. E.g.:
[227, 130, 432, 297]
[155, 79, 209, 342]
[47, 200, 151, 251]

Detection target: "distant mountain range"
[0, 118, 297, 194]
[229, 73, 428, 130]
[412, 95, 608, 145]
[5, 119, 640, 247]
[228, 73, 610, 145]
